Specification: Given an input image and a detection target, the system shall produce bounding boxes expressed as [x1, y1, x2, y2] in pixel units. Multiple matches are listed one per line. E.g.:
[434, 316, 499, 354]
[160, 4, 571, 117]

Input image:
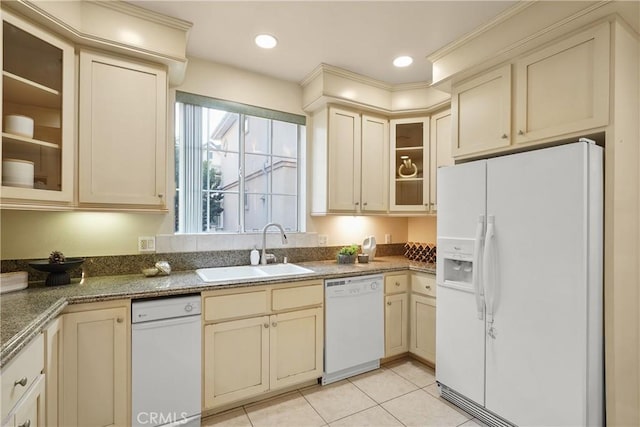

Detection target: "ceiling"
[128, 1, 517, 85]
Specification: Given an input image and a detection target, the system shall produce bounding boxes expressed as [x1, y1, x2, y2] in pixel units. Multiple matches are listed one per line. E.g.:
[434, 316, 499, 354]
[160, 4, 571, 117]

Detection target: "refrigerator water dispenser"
[437, 238, 476, 290]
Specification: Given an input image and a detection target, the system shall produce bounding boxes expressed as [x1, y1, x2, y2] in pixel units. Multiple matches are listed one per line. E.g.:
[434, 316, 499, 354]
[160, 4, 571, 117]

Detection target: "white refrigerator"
[435, 141, 603, 426]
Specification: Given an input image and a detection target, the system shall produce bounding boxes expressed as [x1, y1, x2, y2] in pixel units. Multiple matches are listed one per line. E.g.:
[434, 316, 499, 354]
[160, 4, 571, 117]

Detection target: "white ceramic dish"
[2, 159, 34, 188]
[4, 115, 34, 138]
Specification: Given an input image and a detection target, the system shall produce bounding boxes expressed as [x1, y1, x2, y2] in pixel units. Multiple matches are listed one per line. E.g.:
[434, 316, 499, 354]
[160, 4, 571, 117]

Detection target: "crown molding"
[91, 0, 192, 32]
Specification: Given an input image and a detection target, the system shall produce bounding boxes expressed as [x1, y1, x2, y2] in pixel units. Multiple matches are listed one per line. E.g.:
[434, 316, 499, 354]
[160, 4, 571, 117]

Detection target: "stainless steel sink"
[196, 263, 314, 284]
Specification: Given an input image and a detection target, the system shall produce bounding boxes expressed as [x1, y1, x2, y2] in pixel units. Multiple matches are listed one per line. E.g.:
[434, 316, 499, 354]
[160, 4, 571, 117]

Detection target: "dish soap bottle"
[250, 246, 260, 265]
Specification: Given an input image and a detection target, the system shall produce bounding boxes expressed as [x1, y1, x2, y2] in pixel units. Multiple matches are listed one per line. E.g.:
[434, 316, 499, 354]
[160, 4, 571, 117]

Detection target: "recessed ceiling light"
[255, 34, 278, 49]
[393, 56, 413, 68]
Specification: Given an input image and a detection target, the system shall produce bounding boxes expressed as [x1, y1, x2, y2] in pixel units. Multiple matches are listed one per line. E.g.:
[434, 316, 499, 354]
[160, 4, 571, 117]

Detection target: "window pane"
[207, 110, 239, 153]
[245, 153, 269, 194]
[207, 151, 239, 192]
[271, 195, 297, 231]
[244, 116, 269, 154]
[213, 191, 240, 232]
[244, 193, 269, 232]
[272, 121, 298, 158]
[272, 156, 297, 196]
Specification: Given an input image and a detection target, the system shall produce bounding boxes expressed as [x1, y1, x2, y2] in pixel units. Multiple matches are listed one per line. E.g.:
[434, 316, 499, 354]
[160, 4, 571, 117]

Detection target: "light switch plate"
[385, 234, 392, 244]
[318, 234, 328, 246]
[138, 236, 156, 253]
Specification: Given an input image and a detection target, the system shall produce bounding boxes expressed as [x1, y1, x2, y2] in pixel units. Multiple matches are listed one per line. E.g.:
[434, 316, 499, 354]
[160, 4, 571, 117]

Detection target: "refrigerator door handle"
[473, 215, 485, 320]
[483, 216, 496, 324]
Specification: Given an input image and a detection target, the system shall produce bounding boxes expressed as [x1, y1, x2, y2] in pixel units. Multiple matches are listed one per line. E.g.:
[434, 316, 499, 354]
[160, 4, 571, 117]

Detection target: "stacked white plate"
[4, 114, 34, 138]
[2, 158, 34, 188]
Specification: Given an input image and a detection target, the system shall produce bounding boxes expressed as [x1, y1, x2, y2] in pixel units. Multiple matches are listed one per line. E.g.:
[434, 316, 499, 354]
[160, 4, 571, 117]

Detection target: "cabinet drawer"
[1, 334, 44, 421]
[204, 291, 268, 322]
[411, 274, 436, 297]
[385, 273, 408, 294]
[272, 284, 323, 311]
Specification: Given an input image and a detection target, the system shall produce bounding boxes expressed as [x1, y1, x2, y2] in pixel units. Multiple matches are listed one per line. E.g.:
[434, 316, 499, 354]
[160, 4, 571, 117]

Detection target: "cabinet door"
[14, 375, 46, 427]
[409, 294, 436, 364]
[203, 316, 270, 409]
[429, 109, 452, 212]
[62, 307, 128, 427]
[389, 117, 430, 212]
[269, 308, 323, 390]
[361, 115, 389, 212]
[78, 50, 167, 208]
[328, 107, 361, 212]
[44, 318, 62, 427]
[1, 11, 75, 205]
[385, 293, 409, 357]
[514, 22, 609, 144]
[452, 65, 511, 157]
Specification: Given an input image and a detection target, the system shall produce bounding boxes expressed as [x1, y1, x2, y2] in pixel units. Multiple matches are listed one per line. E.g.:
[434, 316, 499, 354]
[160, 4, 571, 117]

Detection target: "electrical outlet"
[138, 236, 156, 253]
[318, 234, 328, 246]
[385, 234, 392, 244]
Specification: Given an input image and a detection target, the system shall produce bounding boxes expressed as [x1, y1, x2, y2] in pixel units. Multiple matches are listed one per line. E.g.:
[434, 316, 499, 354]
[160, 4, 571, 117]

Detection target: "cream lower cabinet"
[203, 281, 323, 411]
[78, 50, 167, 209]
[1, 334, 45, 427]
[61, 301, 129, 427]
[43, 318, 62, 427]
[384, 273, 409, 357]
[409, 273, 437, 364]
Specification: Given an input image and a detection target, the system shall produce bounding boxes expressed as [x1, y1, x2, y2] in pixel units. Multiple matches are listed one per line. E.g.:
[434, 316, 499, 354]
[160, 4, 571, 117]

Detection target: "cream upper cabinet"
[451, 65, 512, 158]
[1, 10, 75, 207]
[389, 117, 430, 212]
[409, 273, 436, 364]
[429, 109, 452, 213]
[203, 281, 324, 411]
[360, 114, 389, 212]
[513, 22, 609, 144]
[78, 50, 167, 209]
[312, 106, 388, 214]
[61, 302, 129, 427]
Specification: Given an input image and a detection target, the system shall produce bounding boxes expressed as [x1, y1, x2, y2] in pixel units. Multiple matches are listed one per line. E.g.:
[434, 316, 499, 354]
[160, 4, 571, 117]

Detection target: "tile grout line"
[299, 387, 331, 426]
[241, 406, 255, 427]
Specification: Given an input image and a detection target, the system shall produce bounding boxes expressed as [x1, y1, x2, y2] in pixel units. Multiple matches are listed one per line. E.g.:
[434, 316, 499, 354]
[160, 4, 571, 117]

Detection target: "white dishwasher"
[323, 274, 384, 385]
[132, 295, 201, 427]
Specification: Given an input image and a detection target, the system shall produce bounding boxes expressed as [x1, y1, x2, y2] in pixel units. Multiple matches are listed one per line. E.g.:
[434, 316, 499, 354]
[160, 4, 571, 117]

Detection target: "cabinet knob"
[395, 282, 400, 287]
[355, 202, 360, 206]
[363, 202, 368, 206]
[518, 130, 524, 136]
[272, 321, 277, 327]
[18, 420, 31, 427]
[14, 377, 27, 387]
[116, 317, 124, 323]
[501, 134, 508, 139]
[157, 193, 164, 198]
[387, 301, 392, 306]
[425, 285, 432, 290]
[263, 323, 269, 328]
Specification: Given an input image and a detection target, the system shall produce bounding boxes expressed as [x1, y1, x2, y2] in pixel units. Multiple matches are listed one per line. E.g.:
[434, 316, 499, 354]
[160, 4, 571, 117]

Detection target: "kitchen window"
[174, 92, 305, 233]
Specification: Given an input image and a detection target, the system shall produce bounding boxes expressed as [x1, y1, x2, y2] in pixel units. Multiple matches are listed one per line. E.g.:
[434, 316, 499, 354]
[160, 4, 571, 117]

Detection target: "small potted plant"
[337, 244, 359, 264]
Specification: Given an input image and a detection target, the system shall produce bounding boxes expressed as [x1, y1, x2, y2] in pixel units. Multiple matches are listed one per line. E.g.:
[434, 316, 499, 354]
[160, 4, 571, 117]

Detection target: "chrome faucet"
[261, 223, 288, 265]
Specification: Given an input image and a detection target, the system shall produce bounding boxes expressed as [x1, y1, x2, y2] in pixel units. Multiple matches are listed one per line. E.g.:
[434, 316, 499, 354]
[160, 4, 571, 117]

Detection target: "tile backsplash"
[404, 242, 436, 264]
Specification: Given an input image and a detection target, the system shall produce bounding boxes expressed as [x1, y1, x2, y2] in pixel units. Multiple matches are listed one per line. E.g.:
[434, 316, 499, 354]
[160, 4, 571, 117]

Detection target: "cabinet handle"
[116, 317, 124, 323]
[518, 130, 524, 136]
[263, 323, 269, 328]
[387, 301, 392, 306]
[272, 321, 277, 327]
[18, 420, 31, 427]
[501, 134, 508, 139]
[14, 377, 27, 387]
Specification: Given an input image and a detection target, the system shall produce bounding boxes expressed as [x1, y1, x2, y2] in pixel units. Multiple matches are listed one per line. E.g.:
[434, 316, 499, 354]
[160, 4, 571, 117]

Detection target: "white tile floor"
[202, 358, 485, 427]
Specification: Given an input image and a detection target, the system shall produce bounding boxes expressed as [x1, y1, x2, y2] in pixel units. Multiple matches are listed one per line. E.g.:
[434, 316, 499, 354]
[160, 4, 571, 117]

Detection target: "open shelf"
[3, 71, 60, 108]
[395, 147, 424, 152]
[2, 132, 61, 149]
[395, 177, 423, 182]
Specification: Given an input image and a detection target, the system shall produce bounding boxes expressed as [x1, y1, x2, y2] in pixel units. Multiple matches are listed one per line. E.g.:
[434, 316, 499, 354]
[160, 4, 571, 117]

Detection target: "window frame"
[174, 91, 306, 234]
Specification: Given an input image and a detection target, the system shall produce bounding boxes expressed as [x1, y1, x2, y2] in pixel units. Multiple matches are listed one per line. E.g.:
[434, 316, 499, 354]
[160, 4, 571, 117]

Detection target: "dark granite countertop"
[0, 256, 434, 367]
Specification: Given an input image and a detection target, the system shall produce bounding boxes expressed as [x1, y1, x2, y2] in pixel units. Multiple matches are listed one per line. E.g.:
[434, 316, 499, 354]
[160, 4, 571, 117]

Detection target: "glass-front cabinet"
[389, 117, 430, 212]
[1, 10, 74, 206]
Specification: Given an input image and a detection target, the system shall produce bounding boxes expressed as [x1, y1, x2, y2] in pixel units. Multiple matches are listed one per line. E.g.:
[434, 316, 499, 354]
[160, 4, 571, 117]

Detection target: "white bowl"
[2, 159, 34, 188]
[4, 115, 34, 139]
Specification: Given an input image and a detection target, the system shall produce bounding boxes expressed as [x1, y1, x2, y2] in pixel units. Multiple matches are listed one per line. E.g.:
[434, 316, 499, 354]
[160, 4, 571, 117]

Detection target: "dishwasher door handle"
[132, 315, 200, 330]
